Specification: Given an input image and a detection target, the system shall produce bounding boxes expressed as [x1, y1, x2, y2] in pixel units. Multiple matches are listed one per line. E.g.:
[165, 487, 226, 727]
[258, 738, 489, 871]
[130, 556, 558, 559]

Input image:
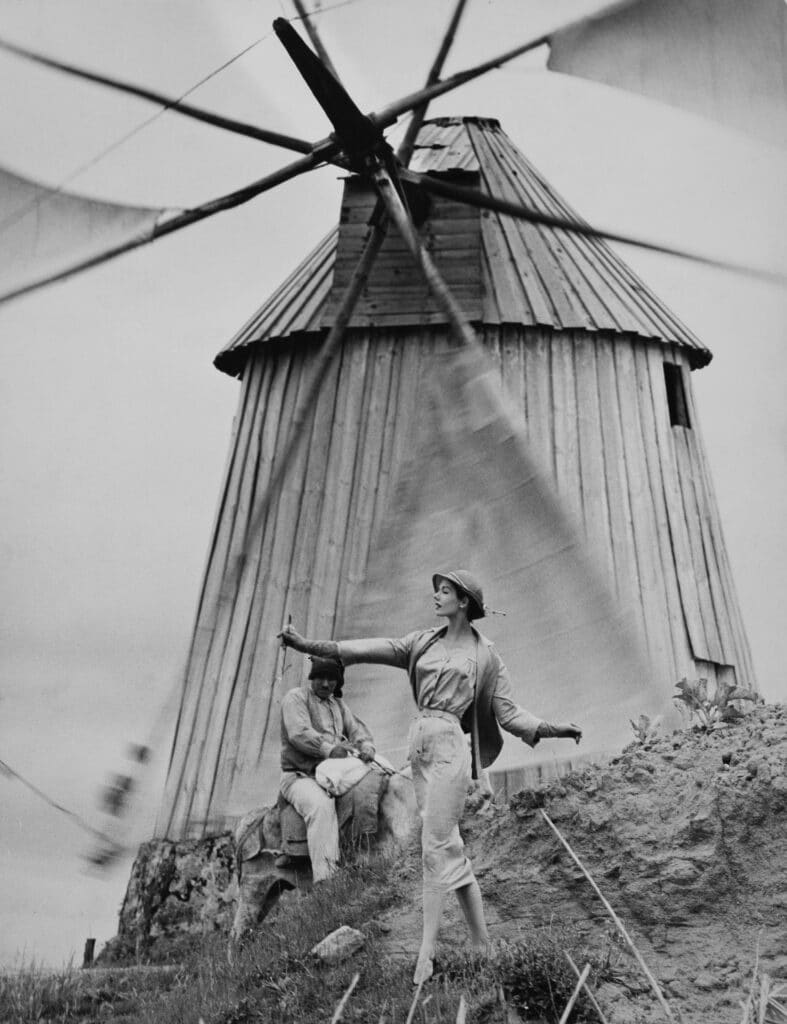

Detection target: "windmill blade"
[232, 213, 388, 581]
[396, 0, 470, 167]
[0, 35, 314, 154]
[0, 164, 175, 303]
[0, 150, 329, 306]
[158, 214, 389, 833]
[273, 18, 384, 166]
[399, 168, 787, 287]
[372, 0, 632, 133]
[548, 0, 787, 150]
[338, 164, 654, 767]
[290, 0, 342, 83]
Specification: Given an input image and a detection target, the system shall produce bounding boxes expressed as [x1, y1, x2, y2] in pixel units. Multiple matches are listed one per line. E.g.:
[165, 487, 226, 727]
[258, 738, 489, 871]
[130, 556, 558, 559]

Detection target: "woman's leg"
[410, 718, 472, 981]
[414, 884, 446, 983]
[455, 877, 490, 952]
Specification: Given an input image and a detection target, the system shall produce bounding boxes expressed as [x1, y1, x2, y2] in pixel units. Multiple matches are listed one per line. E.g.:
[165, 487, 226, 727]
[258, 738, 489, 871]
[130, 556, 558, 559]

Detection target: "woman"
[280, 569, 582, 984]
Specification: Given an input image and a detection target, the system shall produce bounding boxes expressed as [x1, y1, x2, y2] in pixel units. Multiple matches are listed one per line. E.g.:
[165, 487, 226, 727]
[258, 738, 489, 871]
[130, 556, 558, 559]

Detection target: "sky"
[0, 0, 785, 967]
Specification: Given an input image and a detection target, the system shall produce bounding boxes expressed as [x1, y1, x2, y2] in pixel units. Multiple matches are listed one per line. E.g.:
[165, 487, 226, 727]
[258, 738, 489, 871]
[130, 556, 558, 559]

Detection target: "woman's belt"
[417, 707, 461, 723]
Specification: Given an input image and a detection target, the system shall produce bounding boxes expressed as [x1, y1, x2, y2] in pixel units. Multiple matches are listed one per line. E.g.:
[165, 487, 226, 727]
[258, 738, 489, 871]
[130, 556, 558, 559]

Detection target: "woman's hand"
[358, 742, 376, 764]
[559, 723, 582, 744]
[278, 623, 307, 651]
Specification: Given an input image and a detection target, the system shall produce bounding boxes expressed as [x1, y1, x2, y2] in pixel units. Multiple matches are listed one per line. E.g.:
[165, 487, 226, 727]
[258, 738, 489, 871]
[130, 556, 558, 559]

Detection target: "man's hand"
[328, 744, 349, 759]
[358, 742, 376, 763]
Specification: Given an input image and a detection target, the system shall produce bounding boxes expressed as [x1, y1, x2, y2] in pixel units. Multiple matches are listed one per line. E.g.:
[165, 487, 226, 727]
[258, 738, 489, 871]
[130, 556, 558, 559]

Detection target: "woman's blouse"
[338, 630, 542, 745]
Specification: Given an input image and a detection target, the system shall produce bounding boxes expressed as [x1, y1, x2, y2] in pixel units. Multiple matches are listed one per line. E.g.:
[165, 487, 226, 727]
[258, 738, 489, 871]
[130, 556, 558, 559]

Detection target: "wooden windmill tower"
[155, 98, 755, 838]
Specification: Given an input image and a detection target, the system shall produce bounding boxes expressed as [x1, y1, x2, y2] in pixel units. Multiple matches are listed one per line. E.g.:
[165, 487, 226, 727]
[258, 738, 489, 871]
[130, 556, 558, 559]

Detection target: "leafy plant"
[740, 969, 787, 1023]
[629, 714, 661, 743]
[674, 676, 755, 731]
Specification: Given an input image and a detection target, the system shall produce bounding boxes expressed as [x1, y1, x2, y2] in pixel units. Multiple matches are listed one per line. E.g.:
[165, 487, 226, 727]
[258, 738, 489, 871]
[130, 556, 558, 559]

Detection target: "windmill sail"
[0, 165, 173, 301]
[548, 0, 787, 149]
[334, 336, 656, 772]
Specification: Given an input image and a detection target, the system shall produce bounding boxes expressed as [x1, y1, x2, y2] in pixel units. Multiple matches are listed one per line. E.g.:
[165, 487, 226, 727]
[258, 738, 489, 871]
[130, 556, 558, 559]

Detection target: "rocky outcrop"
[101, 834, 237, 960]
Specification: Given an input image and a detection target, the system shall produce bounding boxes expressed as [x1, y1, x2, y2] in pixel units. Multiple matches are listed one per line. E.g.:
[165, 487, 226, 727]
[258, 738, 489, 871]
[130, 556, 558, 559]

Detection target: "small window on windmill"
[663, 362, 691, 429]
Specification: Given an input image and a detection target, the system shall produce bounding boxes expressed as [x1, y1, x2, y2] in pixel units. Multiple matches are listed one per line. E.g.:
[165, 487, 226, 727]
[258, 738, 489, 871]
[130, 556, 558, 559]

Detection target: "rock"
[607, 1002, 640, 1024]
[661, 858, 701, 885]
[310, 925, 365, 963]
[693, 971, 721, 990]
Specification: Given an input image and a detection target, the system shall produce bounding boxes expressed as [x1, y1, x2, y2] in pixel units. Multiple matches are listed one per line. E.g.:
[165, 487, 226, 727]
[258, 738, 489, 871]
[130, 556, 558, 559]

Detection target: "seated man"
[279, 655, 376, 881]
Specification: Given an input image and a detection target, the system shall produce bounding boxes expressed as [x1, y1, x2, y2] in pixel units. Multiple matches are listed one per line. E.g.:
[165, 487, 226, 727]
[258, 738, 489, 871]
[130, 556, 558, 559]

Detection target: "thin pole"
[396, 0, 470, 166]
[290, 0, 342, 82]
[558, 962, 591, 1024]
[330, 972, 360, 1024]
[0, 150, 329, 306]
[540, 809, 676, 1023]
[0, 36, 314, 153]
[374, 0, 635, 132]
[233, 214, 388, 570]
[564, 951, 610, 1024]
[399, 169, 787, 288]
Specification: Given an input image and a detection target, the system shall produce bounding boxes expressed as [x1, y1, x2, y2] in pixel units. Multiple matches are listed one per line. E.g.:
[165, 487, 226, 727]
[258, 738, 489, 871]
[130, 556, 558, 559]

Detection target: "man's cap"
[308, 656, 344, 684]
[432, 569, 485, 620]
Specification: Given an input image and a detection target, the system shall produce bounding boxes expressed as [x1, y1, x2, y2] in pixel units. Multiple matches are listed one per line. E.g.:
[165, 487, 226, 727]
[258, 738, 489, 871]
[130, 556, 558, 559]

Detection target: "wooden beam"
[290, 0, 342, 83]
[0, 35, 314, 154]
[273, 18, 383, 166]
[396, 0, 470, 166]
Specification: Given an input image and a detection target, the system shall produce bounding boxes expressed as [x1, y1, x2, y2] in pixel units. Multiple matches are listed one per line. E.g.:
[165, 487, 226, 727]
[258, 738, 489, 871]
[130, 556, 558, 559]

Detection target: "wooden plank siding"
[157, 325, 755, 839]
[324, 178, 482, 326]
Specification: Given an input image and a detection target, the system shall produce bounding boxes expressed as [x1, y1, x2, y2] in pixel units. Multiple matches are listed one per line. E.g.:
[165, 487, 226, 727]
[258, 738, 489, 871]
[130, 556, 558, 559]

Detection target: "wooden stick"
[290, 0, 342, 83]
[234, 213, 387, 573]
[0, 35, 313, 154]
[373, 0, 634, 132]
[372, 165, 477, 352]
[330, 971, 360, 1024]
[396, 0, 470, 166]
[0, 149, 329, 306]
[558, 962, 591, 1024]
[398, 169, 787, 288]
[564, 951, 610, 1024]
[540, 810, 675, 1022]
[405, 980, 424, 1024]
[455, 993, 467, 1024]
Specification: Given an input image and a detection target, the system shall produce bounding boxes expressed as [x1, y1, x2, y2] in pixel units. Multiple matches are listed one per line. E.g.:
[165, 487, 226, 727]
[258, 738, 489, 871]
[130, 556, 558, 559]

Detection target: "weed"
[629, 714, 661, 743]
[673, 676, 755, 731]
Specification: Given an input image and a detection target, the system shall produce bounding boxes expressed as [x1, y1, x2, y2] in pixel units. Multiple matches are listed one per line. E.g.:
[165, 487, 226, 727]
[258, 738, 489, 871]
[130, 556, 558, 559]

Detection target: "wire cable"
[0, 756, 121, 849]
[0, 35, 313, 153]
[0, 30, 276, 238]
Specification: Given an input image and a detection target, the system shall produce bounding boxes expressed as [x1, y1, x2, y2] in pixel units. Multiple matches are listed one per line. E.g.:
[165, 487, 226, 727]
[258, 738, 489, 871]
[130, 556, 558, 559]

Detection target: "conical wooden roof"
[215, 116, 710, 376]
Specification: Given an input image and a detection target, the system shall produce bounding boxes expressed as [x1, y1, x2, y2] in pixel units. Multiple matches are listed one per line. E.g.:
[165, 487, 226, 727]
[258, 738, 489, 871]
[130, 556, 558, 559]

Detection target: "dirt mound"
[106, 704, 786, 1021]
[432, 702, 787, 1022]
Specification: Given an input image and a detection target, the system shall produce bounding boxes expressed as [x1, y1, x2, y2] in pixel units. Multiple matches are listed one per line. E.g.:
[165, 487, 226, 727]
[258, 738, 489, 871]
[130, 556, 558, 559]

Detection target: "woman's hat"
[432, 569, 485, 620]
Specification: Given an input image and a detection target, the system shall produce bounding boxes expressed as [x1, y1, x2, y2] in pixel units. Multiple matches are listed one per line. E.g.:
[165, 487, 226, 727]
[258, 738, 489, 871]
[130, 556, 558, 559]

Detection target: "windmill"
[0, 0, 781, 864]
[149, 11, 763, 838]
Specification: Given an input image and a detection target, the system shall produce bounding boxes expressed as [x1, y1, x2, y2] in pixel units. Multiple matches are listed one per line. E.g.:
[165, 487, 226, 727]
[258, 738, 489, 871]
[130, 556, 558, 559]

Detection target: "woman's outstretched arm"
[279, 624, 340, 660]
[278, 624, 416, 670]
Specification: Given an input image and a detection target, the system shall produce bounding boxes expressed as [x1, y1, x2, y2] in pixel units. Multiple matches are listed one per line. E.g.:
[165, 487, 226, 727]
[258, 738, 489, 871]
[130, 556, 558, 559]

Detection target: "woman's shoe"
[413, 956, 434, 985]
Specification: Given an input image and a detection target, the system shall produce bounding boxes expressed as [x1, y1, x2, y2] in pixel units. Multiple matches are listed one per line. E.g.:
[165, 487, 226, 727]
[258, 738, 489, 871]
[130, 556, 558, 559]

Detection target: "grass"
[0, 848, 613, 1024]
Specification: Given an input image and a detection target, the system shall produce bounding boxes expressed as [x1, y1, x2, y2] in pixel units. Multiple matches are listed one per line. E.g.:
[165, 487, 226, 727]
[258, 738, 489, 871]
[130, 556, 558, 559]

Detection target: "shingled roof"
[215, 116, 709, 376]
